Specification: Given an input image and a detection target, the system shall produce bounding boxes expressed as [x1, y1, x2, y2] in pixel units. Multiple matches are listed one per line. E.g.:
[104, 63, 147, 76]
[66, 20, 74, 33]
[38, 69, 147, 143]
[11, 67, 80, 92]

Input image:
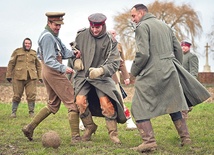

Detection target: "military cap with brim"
[46, 12, 65, 25]
[88, 13, 107, 27]
[181, 40, 192, 47]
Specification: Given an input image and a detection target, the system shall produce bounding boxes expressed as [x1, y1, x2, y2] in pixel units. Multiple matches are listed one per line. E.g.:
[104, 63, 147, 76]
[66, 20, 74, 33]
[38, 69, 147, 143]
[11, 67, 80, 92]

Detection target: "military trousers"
[41, 63, 78, 114]
[12, 78, 36, 103]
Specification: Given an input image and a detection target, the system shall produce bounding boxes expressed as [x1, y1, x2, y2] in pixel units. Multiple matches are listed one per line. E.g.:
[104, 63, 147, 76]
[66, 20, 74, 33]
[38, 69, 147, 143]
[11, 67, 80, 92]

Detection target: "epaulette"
[31, 49, 37, 53]
[77, 28, 86, 34]
[15, 48, 21, 51]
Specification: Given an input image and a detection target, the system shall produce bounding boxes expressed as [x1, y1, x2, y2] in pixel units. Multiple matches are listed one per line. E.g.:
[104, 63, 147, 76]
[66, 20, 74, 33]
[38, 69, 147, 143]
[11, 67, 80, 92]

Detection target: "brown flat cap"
[45, 12, 65, 24]
[88, 13, 107, 27]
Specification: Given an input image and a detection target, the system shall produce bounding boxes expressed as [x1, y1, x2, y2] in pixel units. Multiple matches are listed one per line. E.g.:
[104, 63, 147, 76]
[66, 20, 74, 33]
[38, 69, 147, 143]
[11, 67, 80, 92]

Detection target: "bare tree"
[207, 18, 214, 52]
[113, 0, 203, 60]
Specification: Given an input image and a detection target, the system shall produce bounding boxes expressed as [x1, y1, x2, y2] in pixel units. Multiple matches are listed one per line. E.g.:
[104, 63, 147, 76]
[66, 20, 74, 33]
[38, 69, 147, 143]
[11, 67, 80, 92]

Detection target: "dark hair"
[132, 4, 148, 12]
[24, 38, 32, 42]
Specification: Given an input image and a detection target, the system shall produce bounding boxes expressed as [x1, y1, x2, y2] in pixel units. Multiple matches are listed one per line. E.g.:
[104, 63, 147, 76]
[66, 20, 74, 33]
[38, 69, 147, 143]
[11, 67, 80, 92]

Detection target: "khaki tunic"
[6, 48, 42, 80]
[112, 43, 130, 84]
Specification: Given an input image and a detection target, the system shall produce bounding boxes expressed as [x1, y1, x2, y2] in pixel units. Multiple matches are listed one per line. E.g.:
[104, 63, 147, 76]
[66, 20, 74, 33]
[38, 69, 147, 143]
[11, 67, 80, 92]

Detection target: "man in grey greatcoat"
[181, 40, 199, 119]
[130, 4, 210, 153]
[72, 13, 126, 144]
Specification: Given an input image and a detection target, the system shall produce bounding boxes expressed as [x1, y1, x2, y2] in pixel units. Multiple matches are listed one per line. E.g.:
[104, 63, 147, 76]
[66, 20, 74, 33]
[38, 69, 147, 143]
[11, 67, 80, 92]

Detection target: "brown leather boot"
[173, 118, 192, 146]
[131, 121, 157, 152]
[106, 119, 121, 144]
[22, 106, 51, 141]
[68, 111, 81, 144]
[81, 111, 97, 141]
[181, 110, 188, 120]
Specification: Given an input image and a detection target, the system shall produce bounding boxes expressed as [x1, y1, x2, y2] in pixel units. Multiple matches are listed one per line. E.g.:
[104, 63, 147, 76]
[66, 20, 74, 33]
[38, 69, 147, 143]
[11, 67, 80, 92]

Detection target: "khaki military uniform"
[6, 48, 42, 103]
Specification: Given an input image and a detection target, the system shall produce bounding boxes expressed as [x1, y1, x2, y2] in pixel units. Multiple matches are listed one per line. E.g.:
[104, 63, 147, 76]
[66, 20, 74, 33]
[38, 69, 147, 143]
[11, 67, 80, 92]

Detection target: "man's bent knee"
[99, 96, 115, 118]
[76, 95, 87, 115]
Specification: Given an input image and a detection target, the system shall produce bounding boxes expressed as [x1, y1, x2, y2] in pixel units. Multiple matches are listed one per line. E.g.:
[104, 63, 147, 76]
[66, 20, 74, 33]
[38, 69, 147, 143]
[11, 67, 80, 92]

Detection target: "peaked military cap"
[88, 13, 107, 27]
[181, 40, 192, 47]
[45, 12, 65, 24]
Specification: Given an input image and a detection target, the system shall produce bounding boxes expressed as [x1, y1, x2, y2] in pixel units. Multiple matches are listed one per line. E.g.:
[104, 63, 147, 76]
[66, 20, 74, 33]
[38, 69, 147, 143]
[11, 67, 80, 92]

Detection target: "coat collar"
[136, 13, 156, 28]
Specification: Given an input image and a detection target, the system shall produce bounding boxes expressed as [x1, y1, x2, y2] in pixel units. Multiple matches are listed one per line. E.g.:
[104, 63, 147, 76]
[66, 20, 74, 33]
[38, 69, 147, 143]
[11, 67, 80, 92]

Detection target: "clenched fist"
[74, 59, 84, 71]
[89, 67, 104, 79]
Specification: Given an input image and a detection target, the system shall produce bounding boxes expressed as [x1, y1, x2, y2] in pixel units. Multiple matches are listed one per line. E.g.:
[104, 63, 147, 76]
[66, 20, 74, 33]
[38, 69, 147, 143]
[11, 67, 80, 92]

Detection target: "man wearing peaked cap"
[22, 11, 82, 145]
[180, 40, 198, 78]
[181, 40, 192, 48]
[180, 39, 199, 120]
[45, 12, 65, 25]
[88, 13, 107, 27]
[71, 12, 126, 144]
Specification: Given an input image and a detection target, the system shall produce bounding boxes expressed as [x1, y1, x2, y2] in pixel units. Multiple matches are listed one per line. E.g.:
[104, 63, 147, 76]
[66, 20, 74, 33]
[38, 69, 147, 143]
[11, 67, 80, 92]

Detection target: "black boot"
[11, 102, 19, 118]
[28, 102, 35, 118]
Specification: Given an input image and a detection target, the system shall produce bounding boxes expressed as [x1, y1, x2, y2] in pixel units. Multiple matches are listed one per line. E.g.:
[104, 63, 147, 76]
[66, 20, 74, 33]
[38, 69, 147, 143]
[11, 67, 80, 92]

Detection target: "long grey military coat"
[131, 13, 210, 121]
[73, 28, 126, 123]
[183, 51, 199, 78]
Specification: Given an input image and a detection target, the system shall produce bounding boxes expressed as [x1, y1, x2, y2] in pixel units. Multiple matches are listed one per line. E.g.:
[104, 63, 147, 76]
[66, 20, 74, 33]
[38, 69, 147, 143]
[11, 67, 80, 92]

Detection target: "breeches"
[42, 63, 78, 114]
[12, 78, 36, 103]
[76, 82, 116, 119]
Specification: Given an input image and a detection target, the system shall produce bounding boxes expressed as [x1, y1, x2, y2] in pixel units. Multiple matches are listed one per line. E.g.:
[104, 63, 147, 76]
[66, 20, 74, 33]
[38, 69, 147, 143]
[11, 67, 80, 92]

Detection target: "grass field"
[0, 102, 213, 155]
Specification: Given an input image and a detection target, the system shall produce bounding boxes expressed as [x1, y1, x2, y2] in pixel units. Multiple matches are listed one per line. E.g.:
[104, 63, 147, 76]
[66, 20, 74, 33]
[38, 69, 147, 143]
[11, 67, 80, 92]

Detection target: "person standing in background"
[181, 40, 198, 78]
[22, 12, 81, 144]
[181, 40, 199, 119]
[6, 38, 42, 118]
[109, 29, 137, 130]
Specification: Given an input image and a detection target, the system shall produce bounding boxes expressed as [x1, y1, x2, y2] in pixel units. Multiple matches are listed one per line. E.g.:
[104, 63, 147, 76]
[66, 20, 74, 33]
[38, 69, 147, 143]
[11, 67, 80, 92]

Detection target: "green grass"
[0, 102, 213, 155]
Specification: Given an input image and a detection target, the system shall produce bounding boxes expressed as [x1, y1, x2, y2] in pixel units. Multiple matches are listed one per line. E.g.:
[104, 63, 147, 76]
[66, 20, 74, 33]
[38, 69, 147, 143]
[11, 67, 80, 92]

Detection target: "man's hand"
[74, 50, 81, 58]
[74, 59, 84, 71]
[124, 78, 130, 85]
[66, 67, 76, 74]
[89, 67, 104, 79]
[7, 78, 12, 83]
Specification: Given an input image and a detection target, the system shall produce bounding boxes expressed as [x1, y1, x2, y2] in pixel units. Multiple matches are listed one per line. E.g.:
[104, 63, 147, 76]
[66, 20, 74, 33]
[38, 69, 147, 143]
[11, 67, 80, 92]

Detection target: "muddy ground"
[0, 84, 213, 103]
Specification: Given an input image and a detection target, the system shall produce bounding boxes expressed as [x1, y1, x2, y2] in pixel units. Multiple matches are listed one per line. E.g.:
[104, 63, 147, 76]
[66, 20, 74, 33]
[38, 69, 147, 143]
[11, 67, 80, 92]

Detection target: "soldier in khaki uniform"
[6, 38, 42, 118]
[22, 12, 81, 144]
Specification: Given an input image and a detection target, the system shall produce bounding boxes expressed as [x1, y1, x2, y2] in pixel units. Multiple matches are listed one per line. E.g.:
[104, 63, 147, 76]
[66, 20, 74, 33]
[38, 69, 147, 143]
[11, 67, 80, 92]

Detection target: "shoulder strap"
[38, 32, 62, 60]
[39, 32, 61, 51]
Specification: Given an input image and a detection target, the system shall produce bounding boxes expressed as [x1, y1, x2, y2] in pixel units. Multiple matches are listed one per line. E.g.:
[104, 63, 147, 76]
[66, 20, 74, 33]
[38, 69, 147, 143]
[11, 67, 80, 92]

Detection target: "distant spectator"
[181, 40, 199, 119]
[6, 38, 42, 118]
[109, 29, 137, 130]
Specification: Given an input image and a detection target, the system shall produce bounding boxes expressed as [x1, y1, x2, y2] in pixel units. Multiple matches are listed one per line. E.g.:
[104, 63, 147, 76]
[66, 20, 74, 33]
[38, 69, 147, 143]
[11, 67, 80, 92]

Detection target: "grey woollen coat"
[73, 28, 127, 123]
[131, 13, 210, 121]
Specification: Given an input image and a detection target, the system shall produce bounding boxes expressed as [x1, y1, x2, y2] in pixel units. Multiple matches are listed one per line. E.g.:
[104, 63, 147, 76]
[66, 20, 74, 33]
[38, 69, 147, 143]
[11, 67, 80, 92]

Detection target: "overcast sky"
[1, 0, 214, 72]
